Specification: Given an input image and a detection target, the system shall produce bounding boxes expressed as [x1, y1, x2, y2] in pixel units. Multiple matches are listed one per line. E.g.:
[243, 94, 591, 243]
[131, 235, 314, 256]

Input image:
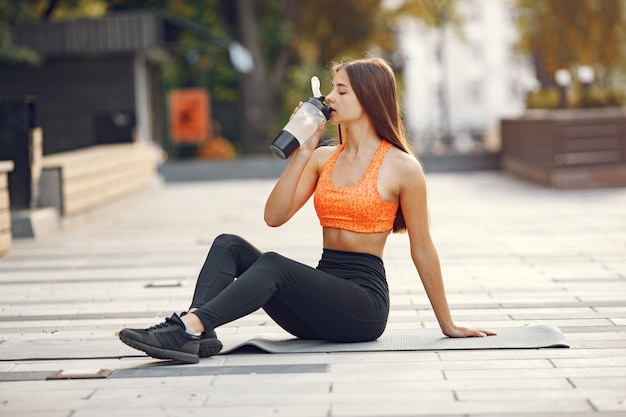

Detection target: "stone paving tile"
[566, 340, 626, 349]
[1, 172, 625, 416]
[444, 366, 626, 379]
[589, 399, 626, 413]
[0, 389, 95, 413]
[595, 306, 626, 313]
[331, 399, 593, 416]
[421, 318, 614, 329]
[82, 386, 210, 408]
[571, 376, 626, 389]
[456, 388, 625, 401]
[222, 351, 439, 366]
[332, 358, 554, 373]
[331, 377, 573, 392]
[472, 413, 626, 417]
[440, 347, 626, 360]
[5, 356, 168, 372]
[211, 372, 335, 386]
[552, 357, 626, 368]
[566, 332, 626, 341]
[71, 405, 332, 417]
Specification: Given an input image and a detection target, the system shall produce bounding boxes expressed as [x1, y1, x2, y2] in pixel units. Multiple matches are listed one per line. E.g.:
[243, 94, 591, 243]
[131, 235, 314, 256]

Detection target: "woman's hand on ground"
[443, 325, 497, 338]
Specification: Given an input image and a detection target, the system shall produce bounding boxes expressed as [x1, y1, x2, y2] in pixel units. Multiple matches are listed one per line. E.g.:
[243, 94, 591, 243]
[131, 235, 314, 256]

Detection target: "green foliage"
[108, 0, 238, 99]
[0, 41, 42, 66]
[394, 0, 466, 28]
[525, 89, 561, 109]
[257, 0, 293, 64]
[0, 0, 112, 65]
[277, 0, 399, 135]
[293, 0, 391, 65]
[276, 61, 328, 131]
[526, 88, 625, 109]
[0, 0, 42, 65]
[1, 0, 470, 152]
[514, 0, 626, 87]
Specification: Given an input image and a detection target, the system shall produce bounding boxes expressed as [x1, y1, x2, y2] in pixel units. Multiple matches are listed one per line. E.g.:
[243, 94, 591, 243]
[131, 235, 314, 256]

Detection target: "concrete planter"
[501, 108, 626, 188]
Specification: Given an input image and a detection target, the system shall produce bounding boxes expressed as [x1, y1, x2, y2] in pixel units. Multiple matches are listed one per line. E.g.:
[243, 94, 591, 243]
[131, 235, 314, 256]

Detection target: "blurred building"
[397, 0, 536, 153]
[0, 11, 203, 155]
[0, 11, 206, 224]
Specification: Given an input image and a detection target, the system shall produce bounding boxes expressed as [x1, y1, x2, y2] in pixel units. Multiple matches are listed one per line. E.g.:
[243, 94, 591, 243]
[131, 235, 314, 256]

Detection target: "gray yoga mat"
[220, 325, 568, 354]
[0, 325, 567, 361]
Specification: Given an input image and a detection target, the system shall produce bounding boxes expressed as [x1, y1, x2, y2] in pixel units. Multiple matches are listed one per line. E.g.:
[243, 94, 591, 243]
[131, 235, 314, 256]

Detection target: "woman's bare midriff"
[321, 227, 390, 258]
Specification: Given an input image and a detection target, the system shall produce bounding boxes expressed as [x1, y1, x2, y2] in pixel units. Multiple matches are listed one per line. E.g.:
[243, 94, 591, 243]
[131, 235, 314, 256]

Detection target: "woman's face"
[325, 68, 365, 125]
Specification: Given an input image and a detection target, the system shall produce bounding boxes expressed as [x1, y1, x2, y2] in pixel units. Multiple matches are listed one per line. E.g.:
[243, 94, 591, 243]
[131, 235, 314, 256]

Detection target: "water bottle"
[269, 97, 330, 159]
[270, 76, 331, 159]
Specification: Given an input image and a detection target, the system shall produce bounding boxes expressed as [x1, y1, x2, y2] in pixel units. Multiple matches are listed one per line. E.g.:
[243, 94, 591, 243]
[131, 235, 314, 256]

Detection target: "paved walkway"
[1, 170, 625, 416]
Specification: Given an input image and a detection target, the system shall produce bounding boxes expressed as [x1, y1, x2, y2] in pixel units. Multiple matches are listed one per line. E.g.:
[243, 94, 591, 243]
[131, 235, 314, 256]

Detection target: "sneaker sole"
[119, 333, 199, 364]
[199, 338, 223, 358]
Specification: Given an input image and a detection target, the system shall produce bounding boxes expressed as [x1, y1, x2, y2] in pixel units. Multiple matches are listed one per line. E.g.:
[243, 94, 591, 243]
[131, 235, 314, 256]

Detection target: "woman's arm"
[398, 156, 495, 338]
[264, 121, 326, 227]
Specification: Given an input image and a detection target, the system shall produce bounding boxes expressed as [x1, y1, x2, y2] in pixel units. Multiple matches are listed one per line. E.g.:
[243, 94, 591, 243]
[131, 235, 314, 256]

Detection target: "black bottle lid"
[305, 96, 331, 120]
[269, 130, 299, 159]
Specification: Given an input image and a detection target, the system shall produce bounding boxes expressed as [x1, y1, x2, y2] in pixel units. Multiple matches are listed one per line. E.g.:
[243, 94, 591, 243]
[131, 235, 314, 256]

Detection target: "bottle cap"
[305, 97, 331, 120]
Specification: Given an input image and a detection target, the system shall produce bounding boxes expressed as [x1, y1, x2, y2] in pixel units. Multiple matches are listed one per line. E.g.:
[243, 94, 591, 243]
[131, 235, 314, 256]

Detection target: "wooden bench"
[0, 161, 14, 255]
[501, 108, 626, 188]
[40, 143, 162, 216]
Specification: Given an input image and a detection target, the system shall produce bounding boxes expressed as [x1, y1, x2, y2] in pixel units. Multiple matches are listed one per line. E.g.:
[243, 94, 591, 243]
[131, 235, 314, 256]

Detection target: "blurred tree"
[100, 0, 289, 153]
[0, 0, 43, 64]
[229, 0, 294, 153]
[156, 0, 401, 153]
[41, 0, 107, 19]
[0, 0, 108, 65]
[281, 0, 396, 118]
[237, 0, 399, 152]
[106, 0, 238, 101]
[514, 0, 626, 88]
[2, 0, 467, 153]
[292, 0, 391, 65]
[393, 0, 465, 28]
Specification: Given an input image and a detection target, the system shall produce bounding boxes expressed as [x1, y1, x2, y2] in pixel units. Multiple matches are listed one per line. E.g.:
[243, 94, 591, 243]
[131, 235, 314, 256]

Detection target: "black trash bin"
[0, 96, 38, 210]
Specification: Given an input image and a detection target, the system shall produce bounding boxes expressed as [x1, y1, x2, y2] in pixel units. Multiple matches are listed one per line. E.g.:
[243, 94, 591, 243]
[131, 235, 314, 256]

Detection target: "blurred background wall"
[1, 0, 625, 158]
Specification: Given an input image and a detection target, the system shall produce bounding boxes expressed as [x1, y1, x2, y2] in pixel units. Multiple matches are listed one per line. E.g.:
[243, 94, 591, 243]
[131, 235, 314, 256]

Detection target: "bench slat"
[41, 143, 161, 216]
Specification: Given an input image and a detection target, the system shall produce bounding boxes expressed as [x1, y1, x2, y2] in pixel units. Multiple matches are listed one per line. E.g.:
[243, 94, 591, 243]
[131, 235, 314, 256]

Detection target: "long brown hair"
[332, 57, 412, 233]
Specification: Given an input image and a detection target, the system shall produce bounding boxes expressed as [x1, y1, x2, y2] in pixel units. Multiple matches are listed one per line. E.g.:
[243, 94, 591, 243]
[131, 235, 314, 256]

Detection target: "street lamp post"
[555, 69, 571, 109]
[577, 66, 595, 107]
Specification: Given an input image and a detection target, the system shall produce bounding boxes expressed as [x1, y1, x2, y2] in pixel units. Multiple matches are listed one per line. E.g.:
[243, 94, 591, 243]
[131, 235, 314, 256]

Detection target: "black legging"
[189, 234, 390, 342]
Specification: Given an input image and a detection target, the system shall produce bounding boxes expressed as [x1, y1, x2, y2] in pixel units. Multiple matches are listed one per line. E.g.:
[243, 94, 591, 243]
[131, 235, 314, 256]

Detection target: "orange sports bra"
[314, 140, 399, 233]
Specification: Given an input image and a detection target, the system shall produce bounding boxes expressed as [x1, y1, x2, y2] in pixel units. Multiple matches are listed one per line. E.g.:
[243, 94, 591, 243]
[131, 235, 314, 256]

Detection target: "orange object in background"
[196, 121, 236, 160]
[168, 89, 211, 143]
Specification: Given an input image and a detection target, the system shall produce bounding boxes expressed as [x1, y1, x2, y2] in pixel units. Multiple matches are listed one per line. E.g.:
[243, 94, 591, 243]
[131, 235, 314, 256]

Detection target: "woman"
[119, 57, 495, 364]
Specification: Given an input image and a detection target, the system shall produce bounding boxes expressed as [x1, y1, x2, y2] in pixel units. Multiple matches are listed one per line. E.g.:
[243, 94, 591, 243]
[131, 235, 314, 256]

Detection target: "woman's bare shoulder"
[316, 143, 339, 155]
[311, 143, 339, 165]
[387, 146, 425, 179]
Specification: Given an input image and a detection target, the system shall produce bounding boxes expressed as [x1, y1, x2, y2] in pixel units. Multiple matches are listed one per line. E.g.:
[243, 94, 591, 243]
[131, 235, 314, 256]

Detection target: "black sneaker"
[179, 311, 223, 358]
[119, 313, 200, 364]
[199, 329, 223, 358]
